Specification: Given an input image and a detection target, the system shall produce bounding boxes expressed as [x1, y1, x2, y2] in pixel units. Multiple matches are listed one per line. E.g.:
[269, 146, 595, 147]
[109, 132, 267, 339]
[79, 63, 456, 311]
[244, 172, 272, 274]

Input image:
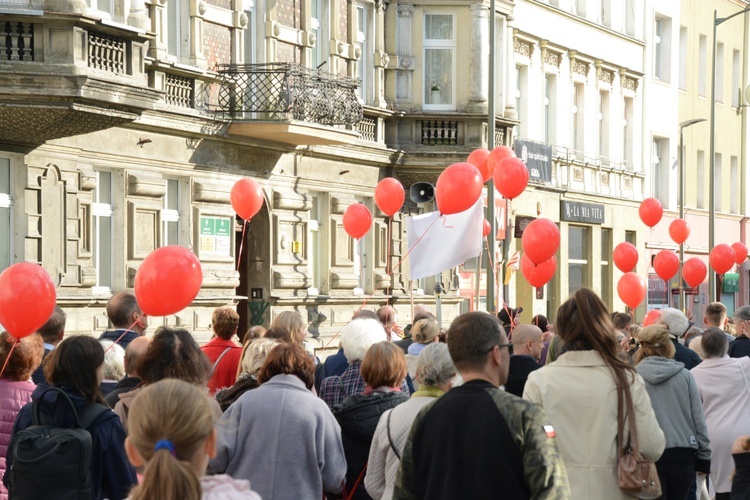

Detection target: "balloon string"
[390, 215, 441, 276]
[386, 217, 392, 305]
[0, 339, 17, 379]
[105, 316, 143, 353]
[236, 219, 248, 273]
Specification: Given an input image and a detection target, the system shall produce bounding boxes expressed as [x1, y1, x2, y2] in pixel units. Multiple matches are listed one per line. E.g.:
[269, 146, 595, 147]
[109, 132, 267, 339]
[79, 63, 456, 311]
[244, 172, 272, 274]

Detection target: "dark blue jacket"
[99, 330, 139, 351]
[30, 347, 53, 385]
[672, 339, 702, 370]
[3, 384, 137, 500]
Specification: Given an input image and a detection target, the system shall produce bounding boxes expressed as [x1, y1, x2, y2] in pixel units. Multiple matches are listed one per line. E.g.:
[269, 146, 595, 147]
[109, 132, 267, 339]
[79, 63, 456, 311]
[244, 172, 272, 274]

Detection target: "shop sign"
[560, 200, 605, 224]
[723, 273, 740, 293]
[200, 216, 232, 257]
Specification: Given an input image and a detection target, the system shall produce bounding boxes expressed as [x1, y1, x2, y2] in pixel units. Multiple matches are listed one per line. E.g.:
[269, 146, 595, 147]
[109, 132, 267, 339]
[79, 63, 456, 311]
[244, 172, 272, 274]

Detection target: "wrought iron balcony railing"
[217, 63, 363, 127]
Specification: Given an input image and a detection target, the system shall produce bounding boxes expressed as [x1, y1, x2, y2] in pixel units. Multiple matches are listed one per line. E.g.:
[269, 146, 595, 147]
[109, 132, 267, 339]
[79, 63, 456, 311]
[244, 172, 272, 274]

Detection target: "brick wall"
[204, 0, 231, 9]
[276, 41, 300, 63]
[339, 1, 347, 41]
[203, 22, 232, 70]
[277, 0, 300, 29]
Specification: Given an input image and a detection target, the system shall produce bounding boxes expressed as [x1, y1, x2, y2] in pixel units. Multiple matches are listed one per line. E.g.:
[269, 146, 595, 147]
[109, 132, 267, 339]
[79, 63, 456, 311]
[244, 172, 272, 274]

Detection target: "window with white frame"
[243, 0, 255, 64]
[601, 228, 611, 307]
[654, 16, 672, 83]
[652, 138, 669, 207]
[733, 49, 741, 107]
[307, 195, 322, 295]
[162, 179, 180, 246]
[568, 225, 589, 295]
[543, 74, 555, 144]
[731, 156, 739, 213]
[599, 90, 609, 159]
[623, 96, 633, 164]
[698, 35, 707, 97]
[90, 0, 114, 16]
[356, 4, 368, 101]
[423, 14, 455, 110]
[696, 150, 705, 209]
[679, 26, 687, 90]
[625, 0, 635, 37]
[602, 0, 612, 27]
[574, 0, 585, 17]
[0, 158, 11, 273]
[167, 0, 188, 60]
[515, 65, 527, 138]
[311, 0, 330, 70]
[92, 171, 114, 293]
[714, 153, 722, 212]
[572, 83, 584, 154]
[716, 42, 724, 102]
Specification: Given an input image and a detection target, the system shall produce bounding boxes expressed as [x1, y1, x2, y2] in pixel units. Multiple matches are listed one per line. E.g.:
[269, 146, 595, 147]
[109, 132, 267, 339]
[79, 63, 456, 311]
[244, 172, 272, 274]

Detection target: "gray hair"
[702, 327, 729, 359]
[658, 308, 690, 338]
[416, 343, 457, 388]
[240, 338, 279, 376]
[735, 305, 750, 323]
[341, 318, 387, 362]
[99, 340, 125, 381]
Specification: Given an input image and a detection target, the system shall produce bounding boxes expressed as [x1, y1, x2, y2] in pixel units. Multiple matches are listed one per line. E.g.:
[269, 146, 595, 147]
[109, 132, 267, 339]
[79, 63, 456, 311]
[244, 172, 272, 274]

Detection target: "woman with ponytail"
[523, 288, 666, 499]
[125, 379, 261, 500]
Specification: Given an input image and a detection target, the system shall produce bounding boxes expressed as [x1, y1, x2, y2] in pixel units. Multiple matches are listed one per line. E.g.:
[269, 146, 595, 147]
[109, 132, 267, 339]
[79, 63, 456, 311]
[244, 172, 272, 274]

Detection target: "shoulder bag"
[616, 381, 662, 499]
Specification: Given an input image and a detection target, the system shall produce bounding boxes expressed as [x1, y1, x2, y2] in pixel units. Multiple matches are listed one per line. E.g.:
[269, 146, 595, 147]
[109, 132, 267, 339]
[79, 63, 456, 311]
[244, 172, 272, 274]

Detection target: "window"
[544, 74, 556, 144]
[423, 14, 455, 109]
[572, 83, 584, 154]
[623, 97, 633, 164]
[515, 65, 528, 138]
[93, 171, 114, 293]
[307, 195, 322, 295]
[625, 0, 635, 36]
[162, 179, 180, 246]
[575, 0, 585, 17]
[625, 230, 636, 246]
[311, 0, 330, 69]
[733, 49, 740, 107]
[356, 4, 368, 101]
[679, 26, 687, 90]
[602, 0, 612, 27]
[714, 153, 722, 212]
[731, 156, 739, 213]
[90, 0, 114, 15]
[167, 0, 187, 60]
[654, 16, 671, 82]
[599, 91, 609, 159]
[243, 0, 255, 63]
[716, 43, 724, 102]
[652, 137, 669, 207]
[601, 228, 612, 307]
[568, 226, 589, 295]
[0, 158, 11, 273]
[696, 150, 705, 209]
[698, 35, 707, 96]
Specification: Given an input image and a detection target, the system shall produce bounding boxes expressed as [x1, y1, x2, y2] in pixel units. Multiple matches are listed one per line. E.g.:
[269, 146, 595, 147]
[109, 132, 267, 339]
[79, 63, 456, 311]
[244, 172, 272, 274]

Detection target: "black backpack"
[7, 387, 110, 500]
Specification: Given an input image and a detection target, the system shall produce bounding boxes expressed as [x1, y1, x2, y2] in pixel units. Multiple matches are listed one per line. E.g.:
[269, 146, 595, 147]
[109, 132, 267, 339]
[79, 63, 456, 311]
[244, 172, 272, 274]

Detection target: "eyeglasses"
[682, 322, 695, 337]
[486, 341, 512, 354]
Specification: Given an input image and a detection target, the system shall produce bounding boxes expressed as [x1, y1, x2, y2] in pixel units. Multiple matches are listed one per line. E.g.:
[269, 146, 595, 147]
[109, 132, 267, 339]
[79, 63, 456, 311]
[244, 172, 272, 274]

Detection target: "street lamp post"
[678, 118, 706, 311]
[709, 7, 750, 302]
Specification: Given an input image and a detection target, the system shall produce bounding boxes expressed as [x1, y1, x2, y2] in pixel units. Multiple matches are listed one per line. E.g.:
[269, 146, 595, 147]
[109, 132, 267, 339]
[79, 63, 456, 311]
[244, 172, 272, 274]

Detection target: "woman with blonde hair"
[633, 324, 711, 499]
[334, 342, 409, 499]
[270, 311, 307, 345]
[216, 338, 279, 412]
[126, 379, 261, 500]
[406, 319, 439, 357]
[524, 288, 665, 499]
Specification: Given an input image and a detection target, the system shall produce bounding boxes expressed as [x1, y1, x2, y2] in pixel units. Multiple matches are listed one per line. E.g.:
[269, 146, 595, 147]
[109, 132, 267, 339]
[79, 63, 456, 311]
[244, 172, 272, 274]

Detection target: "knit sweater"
[208, 374, 347, 499]
[635, 356, 711, 472]
[365, 387, 442, 500]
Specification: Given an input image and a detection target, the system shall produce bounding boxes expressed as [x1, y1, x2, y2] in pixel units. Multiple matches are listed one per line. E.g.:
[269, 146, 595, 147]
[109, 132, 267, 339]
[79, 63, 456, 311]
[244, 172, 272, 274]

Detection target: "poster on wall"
[200, 216, 232, 258]
[513, 139, 552, 183]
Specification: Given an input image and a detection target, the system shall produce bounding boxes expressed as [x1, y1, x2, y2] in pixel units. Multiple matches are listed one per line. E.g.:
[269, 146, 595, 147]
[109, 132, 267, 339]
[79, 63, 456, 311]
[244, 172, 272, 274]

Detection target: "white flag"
[405, 199, 484, 281]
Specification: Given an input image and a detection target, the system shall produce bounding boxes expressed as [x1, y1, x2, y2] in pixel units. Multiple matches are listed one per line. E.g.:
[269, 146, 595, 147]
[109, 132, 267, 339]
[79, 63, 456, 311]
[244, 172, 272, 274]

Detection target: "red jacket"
[202, 338, 243, 395]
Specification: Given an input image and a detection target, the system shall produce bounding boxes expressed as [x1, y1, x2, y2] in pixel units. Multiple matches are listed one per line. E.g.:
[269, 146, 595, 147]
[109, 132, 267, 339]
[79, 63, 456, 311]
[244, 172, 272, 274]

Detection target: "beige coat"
[523, 350, 665, 499]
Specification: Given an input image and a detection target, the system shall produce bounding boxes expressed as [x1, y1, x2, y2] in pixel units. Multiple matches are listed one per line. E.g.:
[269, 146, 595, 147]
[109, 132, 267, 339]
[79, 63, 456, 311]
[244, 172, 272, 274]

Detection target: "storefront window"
[601, 228, 611, 307]
[568, 225, 589, 295]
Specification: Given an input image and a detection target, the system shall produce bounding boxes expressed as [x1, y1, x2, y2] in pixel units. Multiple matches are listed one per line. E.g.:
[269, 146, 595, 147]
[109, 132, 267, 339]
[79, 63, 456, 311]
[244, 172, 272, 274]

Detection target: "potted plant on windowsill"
[430, 84, 441, 104]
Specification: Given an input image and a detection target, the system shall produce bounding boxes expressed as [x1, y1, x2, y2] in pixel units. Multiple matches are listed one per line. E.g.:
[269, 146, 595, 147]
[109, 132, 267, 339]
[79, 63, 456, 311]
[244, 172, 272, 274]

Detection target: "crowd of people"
[1, 288, 750, 499]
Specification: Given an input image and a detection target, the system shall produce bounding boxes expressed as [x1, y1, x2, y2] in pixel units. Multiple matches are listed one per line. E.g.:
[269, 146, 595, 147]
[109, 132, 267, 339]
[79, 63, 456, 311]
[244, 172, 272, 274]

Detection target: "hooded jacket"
[334, 390, 409, 499]
[635, 356, 711, 472]
[3, 384, 137, 500]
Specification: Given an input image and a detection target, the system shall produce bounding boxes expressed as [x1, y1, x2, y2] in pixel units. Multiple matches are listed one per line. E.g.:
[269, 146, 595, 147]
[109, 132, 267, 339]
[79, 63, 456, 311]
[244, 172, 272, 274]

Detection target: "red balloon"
[653, 250, 679, 281]
[467, 148, 492, 183]
[613, 242, 638, 273]
[135, 246, 203, 317]
[0, 263, 56, 339]
[343, 203, 373, 239]
[617, 272, 646, 309]
[521, 218, 560, 265]
[682, 258, 707, 288]
[435, 163, 483, 215]
[521, 254, 557, 288]
[487, 146, 516, 175]
[230, 178, 264, 220]
[639, 198, 663, 228]
[493, 157, 529, 200]
[482, 218, 491, 238]
[643, 310, 661, 327]
[669, 219, 690, 245]
[732, 242, 748, 265]
[374, 178, 405, 217]
[709, 244, 735, 275]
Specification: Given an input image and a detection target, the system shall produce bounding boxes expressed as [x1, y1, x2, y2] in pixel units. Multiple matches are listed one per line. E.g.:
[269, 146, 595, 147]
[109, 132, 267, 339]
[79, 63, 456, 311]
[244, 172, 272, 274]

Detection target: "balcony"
[0, 13, 161, 145]
[217, 63, 363, 146]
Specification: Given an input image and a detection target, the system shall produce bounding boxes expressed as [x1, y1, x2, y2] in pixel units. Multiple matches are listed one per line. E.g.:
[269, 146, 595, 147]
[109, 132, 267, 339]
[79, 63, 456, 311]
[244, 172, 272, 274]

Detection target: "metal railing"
[217, 63, 363, 127]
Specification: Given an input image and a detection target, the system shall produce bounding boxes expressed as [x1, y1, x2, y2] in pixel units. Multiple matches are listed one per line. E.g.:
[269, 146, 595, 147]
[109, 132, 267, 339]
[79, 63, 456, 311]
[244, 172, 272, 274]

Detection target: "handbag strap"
[617, 378, 640, 457]
[211, 347, 233, 374]
[386, 410, 401, 460]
